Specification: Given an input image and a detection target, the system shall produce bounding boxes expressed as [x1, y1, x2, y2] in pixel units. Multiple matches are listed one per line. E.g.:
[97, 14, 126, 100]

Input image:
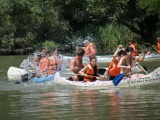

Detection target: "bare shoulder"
[118, 56, 126, 64]
[79, 65, 89, 72]
[70, 57, 76, 62]
[121, 56, 126, 61]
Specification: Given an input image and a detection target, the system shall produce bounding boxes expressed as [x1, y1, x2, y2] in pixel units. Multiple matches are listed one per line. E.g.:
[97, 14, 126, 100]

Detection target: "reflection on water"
[1, 78, 160, 120]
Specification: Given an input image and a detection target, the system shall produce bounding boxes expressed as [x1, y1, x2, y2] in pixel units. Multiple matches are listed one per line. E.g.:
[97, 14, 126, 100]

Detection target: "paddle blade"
[113, 74, 124, 86]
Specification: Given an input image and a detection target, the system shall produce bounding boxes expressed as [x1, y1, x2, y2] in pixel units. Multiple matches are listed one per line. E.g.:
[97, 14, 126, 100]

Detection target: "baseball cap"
[82, 40, 89, 44]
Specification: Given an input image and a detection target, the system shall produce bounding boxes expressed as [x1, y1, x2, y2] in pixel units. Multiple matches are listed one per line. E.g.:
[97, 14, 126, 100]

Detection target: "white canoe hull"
[7, 66, 28, 80]
[53, 67, 160, 90]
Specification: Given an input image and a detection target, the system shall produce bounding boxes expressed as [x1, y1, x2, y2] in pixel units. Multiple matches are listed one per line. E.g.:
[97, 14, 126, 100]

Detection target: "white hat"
[82, 40, 89, 44]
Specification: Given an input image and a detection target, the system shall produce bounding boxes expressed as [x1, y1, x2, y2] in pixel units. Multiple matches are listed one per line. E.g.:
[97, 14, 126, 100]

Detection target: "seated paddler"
[78, 57, 99, 82]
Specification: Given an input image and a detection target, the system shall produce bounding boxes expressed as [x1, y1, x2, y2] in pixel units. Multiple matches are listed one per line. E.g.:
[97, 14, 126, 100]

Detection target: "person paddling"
[79, 57, 99, 82]
[106, 45, 126, 80]
[117, 47, 147, 78]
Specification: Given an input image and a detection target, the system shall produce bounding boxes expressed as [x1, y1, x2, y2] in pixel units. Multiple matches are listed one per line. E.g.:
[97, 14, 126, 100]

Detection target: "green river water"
[0, 55, 160, 120]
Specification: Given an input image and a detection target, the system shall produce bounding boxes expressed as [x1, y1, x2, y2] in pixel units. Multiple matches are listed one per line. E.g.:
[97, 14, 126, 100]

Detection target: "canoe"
[7, 52, 160, 81]
[7, 66, 28, 80]
[53, 67, 160, 90]
[32, 74, 55, 83]
[8, 66, 55, 83]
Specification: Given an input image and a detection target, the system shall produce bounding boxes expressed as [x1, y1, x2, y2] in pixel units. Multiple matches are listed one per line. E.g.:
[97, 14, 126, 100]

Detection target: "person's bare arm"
[70, 58, 81, 74]
[112, 45, 122, 61]
[117, 56, 131, 69]
[137, 50, 146, 62]
[78, 66, 89, 76]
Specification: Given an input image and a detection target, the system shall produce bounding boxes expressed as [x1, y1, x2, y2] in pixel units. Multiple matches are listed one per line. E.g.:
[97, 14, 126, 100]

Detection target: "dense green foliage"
[0, 0, 159, 54]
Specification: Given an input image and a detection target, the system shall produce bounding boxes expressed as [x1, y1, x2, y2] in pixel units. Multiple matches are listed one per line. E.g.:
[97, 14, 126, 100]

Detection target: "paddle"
[113, 54, 142, 86]
[112, 73, 124, 86]
[137, 64, 148, 74]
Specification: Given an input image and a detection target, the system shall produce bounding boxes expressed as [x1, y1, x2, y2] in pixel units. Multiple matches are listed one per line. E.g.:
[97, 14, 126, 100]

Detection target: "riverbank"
[0, 48, 34, 55]
[0, 48, 114, 56]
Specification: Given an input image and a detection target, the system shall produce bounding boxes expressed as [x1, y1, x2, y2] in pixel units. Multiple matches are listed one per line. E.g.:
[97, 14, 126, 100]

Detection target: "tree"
[56, 0, 160, 43]
[110, 0, 160, 43]
[0, 0, 72, 52]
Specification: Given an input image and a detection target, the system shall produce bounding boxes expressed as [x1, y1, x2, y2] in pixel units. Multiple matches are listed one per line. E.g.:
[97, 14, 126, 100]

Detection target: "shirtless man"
[69, 48, 85, 81]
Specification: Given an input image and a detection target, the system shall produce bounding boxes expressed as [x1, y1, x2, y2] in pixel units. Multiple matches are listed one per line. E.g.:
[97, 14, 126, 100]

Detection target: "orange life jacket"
[47, 56, 56, 74]
[84, 43, 97, 57]
[83, 64, 98, 82]
[130, 44, 138, 56]
[157, 41, 160, 48]
[108, 59, 120, 77]
[48, 56, 56, 69]
[39, 57, 48, 71]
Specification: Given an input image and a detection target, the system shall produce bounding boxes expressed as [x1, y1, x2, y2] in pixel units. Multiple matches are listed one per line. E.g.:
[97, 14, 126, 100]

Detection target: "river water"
[0, 55, 160, 120]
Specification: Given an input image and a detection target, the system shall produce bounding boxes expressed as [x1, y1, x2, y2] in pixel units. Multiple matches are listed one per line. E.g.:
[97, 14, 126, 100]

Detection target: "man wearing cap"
[82, 39, 97, 58]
